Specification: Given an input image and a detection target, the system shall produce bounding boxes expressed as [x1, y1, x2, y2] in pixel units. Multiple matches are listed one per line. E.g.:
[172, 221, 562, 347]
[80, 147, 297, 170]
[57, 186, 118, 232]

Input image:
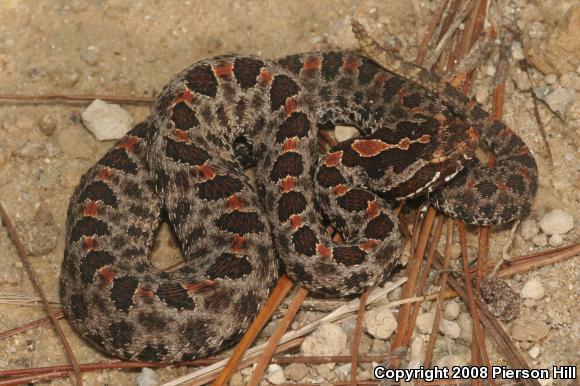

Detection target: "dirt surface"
[0, 1, 578, 385]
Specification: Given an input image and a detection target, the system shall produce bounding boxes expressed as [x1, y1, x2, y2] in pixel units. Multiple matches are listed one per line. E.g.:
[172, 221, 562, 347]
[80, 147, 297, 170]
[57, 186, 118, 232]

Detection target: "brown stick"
[212, 275, 294, 386]
[0, 93, 153, 105]
[350, 289, 369, 385]
[0, 203, 83, 386]
[390, 206, 437, 367]
[458, 222, 495, 386]
[423, 219, 454, 367]
[247, 287, 308, 386]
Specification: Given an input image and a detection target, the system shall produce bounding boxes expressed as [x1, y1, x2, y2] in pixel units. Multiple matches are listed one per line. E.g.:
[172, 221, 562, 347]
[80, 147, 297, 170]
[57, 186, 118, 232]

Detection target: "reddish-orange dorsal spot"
[374, 73, 388, 87]
[175, 89, 193, 104]
[303, 57, 321, 71]
[290, 214, 302, 229]
[175, 129, 189, 142]
[281, 176, 295, 192]
[97, 168, 113, 181]
[434, 112, 447, 126]
[343, 57, 359, 72]
[98, 267, 115, 284]
[332, 184, 348, 196]
[324, 151, 343, 167]
[197, 164, 216, 180]
[366, 200, 379, 218]
[467, 99, 477, 112]
[118, 136, 139, 152]
[231, 235, 245, 254]
[520, 168, 531, 179]
[468, 127, 480, 143]
[83, 200, 99, 217]
[227, 194, 244, 210]
[360, 240, 378, 251]
[82, 236, 96, 252]
[136, 286, 154, 299]
[316, 244, 332, 258]
[496, 182, 509, 192]
[397, 88, 407, 102]
[418, 134, 431, 144]
[260, 69, 273, 84]
[214, 63, 234, 78]
[398, 138, 411, 150]
[184, 279, 217, 294]
[500, 127, 514, 137]
[283, 137, 298, 152]
[284, 97, 298, 116]
[467, 179, 476, 189]
[352, 139, 390, 157]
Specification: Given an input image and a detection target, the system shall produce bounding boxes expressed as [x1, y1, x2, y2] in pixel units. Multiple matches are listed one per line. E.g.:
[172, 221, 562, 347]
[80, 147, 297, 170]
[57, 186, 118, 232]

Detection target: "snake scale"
[60, 47, 537, 362]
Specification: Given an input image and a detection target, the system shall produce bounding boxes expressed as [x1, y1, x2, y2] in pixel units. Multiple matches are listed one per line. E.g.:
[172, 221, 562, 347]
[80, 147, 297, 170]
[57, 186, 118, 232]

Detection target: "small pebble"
[334, 125, 359, 142]
[544, 74, 558, 85]
[512, 70, 531, 91]
[301, 323, 347, 356]
[439, 319, 460, 339]
[521, 278, 545, 300]
[229, 372, 244, 386]
[542, 87, 576, 120]
[528, 344, 541, 359]
[364, 306, 397, 339]
[334, 363, 351, 381]
[136, 368, 158, 386]
[539, 209, 574, 235]
[532, 233, 548, 247]
[81, 46, 99, 66]
[15, 207, 59, 256]
[549, 234, 564, 247]
[316, 363, 337, 381]
[81, 99, 134, 141]
[520, 219, 539, 240]
[443, 301, 461, 320]
[285, 363, 310, 382]
[266, 364, 286, 385]
[39, 115, 57, 136]
[511, 41, 525, 61]
[416, 312, 435, 334]
[511, 318, 549, 342]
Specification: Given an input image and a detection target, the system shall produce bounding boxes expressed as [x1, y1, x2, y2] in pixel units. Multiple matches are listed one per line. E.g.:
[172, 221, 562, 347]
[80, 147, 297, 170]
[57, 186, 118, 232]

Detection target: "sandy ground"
[0, 1, 578, 385]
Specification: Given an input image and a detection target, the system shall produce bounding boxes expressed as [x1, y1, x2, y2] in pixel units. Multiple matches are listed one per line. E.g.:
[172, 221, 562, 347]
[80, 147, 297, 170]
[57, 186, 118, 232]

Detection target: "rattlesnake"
[60, 50, 537, 362]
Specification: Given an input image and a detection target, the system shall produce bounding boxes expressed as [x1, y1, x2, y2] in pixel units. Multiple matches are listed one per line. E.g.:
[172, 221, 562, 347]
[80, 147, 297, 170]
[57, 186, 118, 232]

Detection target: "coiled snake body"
[60, 51, 537, 362]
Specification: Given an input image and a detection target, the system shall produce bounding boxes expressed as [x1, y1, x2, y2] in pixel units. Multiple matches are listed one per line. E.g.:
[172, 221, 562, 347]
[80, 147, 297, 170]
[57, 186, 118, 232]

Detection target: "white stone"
[539, 209, 574, 235]
[334, 125, 359, 142]
[542, 87, 576, 120]
[81, 99, 134, 141]
[416, 312, 435, 334]
[549, 234, 564, 247]
[410, 336, 425, 361]
[301, 323, 347, 356]
[528, 344, 541, 359]
[364, 306, 397, 340]
[520, 219, 540, 240]
[136, 368, 158, 386]
[443, 301, 461, 320]
[532, 233, 548, 247]
[439, 319, 461, 339]
[266, 364, 286, 384]
[457, 313, 473, 342]
[521, 278, 545, 300]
